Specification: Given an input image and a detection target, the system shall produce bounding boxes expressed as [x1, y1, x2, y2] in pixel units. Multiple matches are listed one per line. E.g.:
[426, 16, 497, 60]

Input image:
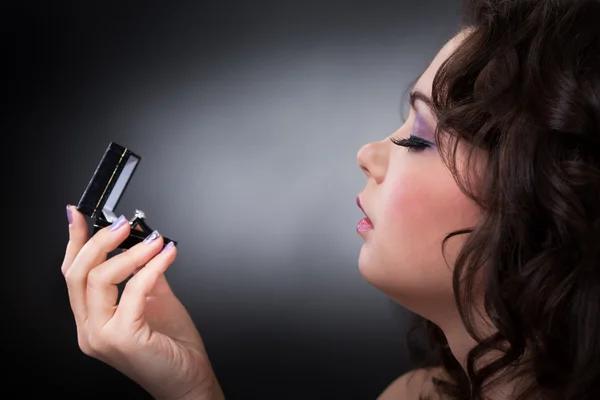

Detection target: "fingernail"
[160, 241, 174, 254]
[109, 215, 128, 232]
[66, 205, 73, 225]
[143, 230, 160, 244]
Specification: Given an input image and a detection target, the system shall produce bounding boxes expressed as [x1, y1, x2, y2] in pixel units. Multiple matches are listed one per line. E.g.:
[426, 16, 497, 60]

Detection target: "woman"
[61, 0, 600, 398]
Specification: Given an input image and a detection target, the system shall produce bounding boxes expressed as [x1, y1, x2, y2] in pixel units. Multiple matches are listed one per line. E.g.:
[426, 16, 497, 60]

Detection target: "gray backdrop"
[6, 0, 461, 398]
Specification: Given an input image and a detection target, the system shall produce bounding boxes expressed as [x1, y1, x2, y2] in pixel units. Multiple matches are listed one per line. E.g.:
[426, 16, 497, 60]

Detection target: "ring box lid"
[76, 142, 141, 223]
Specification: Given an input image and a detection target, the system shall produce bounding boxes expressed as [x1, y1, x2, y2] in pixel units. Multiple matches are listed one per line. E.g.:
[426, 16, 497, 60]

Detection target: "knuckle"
[64, 268, 79, 288]
[87, 233, 107, 254]
[86, 226, 124, 258]
[75, 324, 96, 356]
[87, 324, 130, 354]
[88, 330, 111, 353]
[125, 273, 145, 289]
[119, 249, 140, 267]
[128, 244, 156, 263]
[86, 268, 104, 290]
[126, 268, 156, 292]
[77, 335, 95, 356]
[87, 263, 116, 291]
[121, 247, 155, 271]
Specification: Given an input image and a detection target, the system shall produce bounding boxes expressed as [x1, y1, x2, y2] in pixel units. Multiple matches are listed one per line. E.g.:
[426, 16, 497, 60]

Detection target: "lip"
[356, 195, 374, 234]
[357, 196, 369, 219]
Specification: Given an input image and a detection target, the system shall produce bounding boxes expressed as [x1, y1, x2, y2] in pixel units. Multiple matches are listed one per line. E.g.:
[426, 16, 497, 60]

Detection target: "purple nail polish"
[143, 230, 160, 244]
[109, 215, 128, 232]
[66, 205, 73, 224]
[160, 241, 174, 254]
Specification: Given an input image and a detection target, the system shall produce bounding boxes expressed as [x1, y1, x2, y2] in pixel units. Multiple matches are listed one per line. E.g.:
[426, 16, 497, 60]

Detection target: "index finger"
[61, 205, 90, 276]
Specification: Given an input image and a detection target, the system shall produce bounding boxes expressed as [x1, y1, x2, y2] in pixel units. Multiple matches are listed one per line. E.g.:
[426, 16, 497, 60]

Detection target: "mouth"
[356, 196, 373, 233]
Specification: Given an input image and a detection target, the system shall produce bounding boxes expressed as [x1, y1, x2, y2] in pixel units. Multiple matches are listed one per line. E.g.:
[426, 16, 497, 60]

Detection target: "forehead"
[413, 32, 468, 97]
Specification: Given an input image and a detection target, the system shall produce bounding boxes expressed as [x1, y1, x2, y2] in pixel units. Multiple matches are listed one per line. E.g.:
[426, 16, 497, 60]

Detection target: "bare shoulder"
[377, 367, 448, 400]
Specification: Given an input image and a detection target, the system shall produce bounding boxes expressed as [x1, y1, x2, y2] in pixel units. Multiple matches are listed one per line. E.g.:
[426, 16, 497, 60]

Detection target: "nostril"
[360, 164, 371, 178]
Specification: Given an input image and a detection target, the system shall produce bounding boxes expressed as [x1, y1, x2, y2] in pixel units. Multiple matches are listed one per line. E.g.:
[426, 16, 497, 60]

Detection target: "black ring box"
[76, 142, 176, 249]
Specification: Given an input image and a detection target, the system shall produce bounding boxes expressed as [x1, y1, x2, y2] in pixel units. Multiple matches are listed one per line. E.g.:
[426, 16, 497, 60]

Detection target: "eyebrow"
[409, 90, 435, 113]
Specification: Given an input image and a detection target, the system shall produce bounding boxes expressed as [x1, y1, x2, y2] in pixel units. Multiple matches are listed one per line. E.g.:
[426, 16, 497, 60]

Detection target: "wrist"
[174, 376, 225, 400]
[197, 382, 225, 400]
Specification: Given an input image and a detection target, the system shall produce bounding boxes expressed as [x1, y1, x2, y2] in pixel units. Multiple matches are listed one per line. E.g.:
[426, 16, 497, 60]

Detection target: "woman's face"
[356, 32, 482, 322]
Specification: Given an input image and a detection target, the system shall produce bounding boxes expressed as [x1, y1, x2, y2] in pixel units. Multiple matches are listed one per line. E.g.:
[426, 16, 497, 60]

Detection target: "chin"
[358, 245, 454, 318]
[357, 243, 393, 291]
[357, 241, 374, 278]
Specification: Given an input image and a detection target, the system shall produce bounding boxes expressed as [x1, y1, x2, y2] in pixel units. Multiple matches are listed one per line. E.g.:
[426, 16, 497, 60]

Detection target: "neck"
[435, 313, 532, 400]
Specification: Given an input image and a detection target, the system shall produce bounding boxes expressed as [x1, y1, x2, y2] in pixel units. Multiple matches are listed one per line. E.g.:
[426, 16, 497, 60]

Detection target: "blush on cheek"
[384, 164, 475, 248]
[386, 172, 438, 222]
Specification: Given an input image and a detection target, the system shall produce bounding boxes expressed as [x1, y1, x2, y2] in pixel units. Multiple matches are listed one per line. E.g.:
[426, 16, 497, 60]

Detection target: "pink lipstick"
[357, 217, 373, 232]
[356, 196, 373, 233]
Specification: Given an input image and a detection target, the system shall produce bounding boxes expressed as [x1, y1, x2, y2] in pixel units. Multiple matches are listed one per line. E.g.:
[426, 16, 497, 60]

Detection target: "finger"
[61, 205, 89, 276]
[116, 241, 177, 328]
[62, 205, 90, 331]
[65, 214, 132, 325]
[86, 230, 164, 331]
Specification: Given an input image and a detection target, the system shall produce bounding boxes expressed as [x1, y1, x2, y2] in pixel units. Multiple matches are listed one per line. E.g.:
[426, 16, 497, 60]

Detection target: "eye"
[390, 135, 434, 153]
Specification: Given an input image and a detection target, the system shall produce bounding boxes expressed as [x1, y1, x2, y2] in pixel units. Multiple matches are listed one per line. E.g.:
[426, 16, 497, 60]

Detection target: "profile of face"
[356, 31, 482, 324]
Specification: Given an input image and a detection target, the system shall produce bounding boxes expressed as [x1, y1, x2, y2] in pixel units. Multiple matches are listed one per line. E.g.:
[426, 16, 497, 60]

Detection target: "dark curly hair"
[406, 0, 600, 399]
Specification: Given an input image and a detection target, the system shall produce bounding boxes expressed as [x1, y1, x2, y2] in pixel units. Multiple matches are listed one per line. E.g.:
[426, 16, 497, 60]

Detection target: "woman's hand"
[62, 205, 224, 400]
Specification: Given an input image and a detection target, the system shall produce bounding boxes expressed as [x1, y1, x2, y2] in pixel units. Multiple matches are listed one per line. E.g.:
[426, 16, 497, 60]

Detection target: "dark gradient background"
[5, 1, 461, 398]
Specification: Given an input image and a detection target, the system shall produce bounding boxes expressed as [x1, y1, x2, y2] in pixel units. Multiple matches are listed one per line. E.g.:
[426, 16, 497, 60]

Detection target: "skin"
[62, 209, 225, 400]
[357, 31, 507, 398]
[356, 31, 481, 329]
[62, 30, 512, 400]
[362, 31, 522, 399]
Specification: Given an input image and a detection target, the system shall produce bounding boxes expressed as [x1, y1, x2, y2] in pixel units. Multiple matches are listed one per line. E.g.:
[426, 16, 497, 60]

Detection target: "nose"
[356, 139, 389, 184]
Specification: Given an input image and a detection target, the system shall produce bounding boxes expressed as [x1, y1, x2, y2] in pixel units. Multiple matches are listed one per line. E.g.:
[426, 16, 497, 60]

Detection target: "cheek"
[362, 159, 481, 314]
[386, 172, 437, 229]
[383, 168, 456, 270]
[386, 158, 480, 241]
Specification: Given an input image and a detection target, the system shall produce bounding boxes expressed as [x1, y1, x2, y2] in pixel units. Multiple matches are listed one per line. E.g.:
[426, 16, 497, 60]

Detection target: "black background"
[4, 1, 460, 398]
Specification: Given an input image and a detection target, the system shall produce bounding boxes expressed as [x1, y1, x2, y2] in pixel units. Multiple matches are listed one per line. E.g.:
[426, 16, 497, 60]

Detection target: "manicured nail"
[109, 215, 128, 232]
[160, 241, 174, 254]
[66, 205, 73, 225]
[143, 230, 160, 244]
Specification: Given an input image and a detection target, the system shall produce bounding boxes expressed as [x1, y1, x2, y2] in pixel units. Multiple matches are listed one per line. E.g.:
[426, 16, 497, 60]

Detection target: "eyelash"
[390, 135, 433, 152]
